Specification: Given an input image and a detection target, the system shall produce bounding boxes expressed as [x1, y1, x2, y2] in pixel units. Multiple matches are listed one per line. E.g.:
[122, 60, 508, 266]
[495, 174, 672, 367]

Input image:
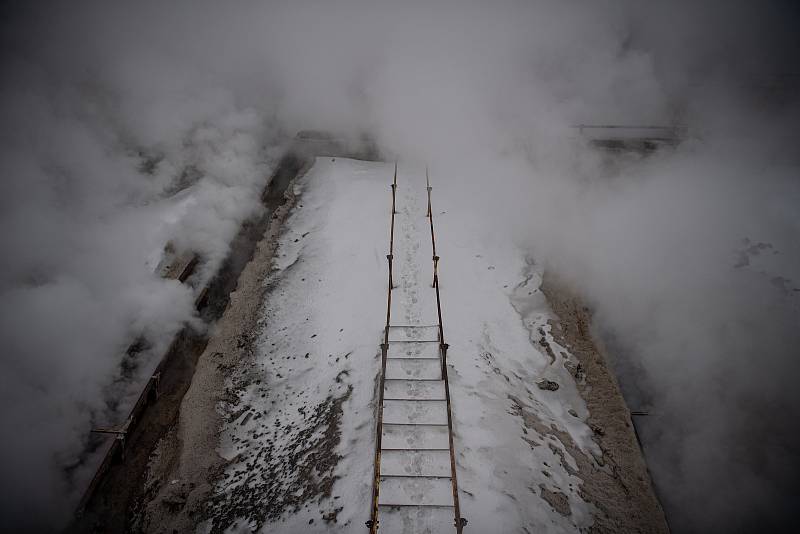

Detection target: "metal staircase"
[368, 165, 466, 534]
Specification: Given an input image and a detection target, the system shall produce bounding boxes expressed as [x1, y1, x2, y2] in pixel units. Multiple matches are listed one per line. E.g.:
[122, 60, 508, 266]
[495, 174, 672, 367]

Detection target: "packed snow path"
[368, 166, 466, 533]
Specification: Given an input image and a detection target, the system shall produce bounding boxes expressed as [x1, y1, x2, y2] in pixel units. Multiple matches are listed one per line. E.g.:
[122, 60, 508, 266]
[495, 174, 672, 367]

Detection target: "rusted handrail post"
[429, 193, 442, 341]
[434, 273, 444, 356]
[392, 160, 397, 213]
[389, 161, 398, 261]
[440, 342, 449, 378]
[367, 340, 389, 533]
[426, 168, 432, 219]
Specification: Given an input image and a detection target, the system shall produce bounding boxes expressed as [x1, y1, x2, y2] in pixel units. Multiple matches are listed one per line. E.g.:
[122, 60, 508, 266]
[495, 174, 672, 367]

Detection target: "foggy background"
[0, 1, 798, 532]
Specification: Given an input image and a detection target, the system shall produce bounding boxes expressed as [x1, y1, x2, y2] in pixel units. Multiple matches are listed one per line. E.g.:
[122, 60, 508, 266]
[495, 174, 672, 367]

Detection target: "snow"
[434, 170, 598, 532]
[387, 326, 440, 342]
[382, 400, 448, 425]
[382, 425, 450, 451]
[384, 380, 446, 401]
[381, 450, 452, 477]
[378, 508, 454, 533]
[379, 477, 453, 506]
[386, 342, 440, 359]
[209, 157, 603, 533]
[211, 157, 389, 533]
[385, 360, 442, 381]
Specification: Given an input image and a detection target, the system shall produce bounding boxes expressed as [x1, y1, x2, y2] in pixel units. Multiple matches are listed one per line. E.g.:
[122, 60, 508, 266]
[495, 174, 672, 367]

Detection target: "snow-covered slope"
[205, 158, 389, 533]
[204, 158, 631, 533]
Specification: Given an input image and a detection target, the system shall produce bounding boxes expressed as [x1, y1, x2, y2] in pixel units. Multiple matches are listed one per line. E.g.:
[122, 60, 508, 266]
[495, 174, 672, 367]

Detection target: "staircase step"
[384, 379, 445, 401]
[382, 424, 450, 450]
[380, 450, 451, 477]
[387, 325, 440, 342]
[383, 400, 448, 425]
[386, 359, 441, 380]
[378, 476, 454, 506]
[377, 506, 456, 534]
[387, 342, 440, 360]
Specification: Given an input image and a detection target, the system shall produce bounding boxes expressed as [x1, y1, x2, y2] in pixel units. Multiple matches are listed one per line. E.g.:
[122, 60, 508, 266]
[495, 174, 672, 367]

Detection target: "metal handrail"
[369, 165, 466, 532]
[426, 169, 467, 533]
[367, 162, 397, 533]
[426, 169, 444, 344]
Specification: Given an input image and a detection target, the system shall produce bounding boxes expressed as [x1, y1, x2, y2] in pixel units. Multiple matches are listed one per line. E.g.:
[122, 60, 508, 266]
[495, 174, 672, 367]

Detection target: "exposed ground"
[69, 330, 209, 534]
[137, 156, 389, 534]
[69, 151, 309, 533]
[536, 272, 669, 533]
[134, 166, 304, 534]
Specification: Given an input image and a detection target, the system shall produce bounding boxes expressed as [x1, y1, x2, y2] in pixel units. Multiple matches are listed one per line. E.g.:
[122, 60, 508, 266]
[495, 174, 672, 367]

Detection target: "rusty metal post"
[432, 255, 439, 287]
[434, 275, 444, 347]
[440, 342, 449, 378]
[368, 340, 389, 533]
[426, 167, 432, 218]
[392, 161, 397, 214]
[389, 163, 397, 261]
[389, 188, 396, 251]
[387, 254, 394, 289]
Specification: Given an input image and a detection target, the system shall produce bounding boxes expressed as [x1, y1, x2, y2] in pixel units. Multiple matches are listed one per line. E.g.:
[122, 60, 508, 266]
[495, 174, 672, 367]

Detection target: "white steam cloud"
[0, 1, 797, 532]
